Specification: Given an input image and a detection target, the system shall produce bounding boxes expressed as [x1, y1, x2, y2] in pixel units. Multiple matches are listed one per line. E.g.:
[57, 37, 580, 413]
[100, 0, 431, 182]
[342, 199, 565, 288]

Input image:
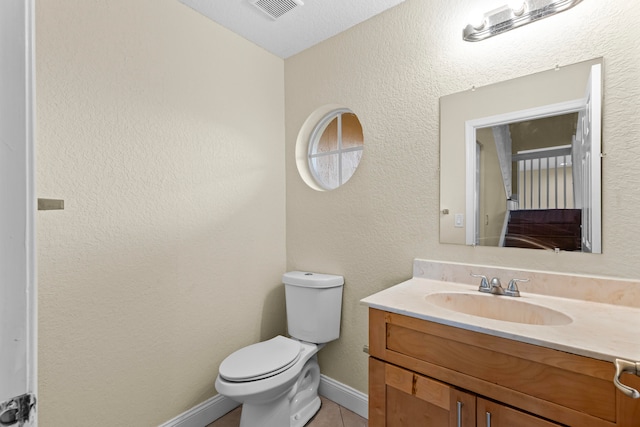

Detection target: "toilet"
[215, 271, 344, 427]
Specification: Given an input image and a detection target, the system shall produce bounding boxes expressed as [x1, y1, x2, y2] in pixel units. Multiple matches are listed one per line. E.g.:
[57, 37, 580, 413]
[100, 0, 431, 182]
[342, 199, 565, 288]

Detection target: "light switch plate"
[454, 213, 464, 228]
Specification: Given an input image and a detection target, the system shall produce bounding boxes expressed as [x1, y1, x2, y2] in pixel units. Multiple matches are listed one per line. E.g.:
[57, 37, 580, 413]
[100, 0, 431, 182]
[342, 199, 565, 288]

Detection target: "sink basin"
[424, 292, 572, 326]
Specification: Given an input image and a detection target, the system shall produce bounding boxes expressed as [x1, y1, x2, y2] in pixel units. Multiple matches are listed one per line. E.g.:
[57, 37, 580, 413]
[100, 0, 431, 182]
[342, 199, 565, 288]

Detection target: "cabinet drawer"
[477, 398, 562, 427]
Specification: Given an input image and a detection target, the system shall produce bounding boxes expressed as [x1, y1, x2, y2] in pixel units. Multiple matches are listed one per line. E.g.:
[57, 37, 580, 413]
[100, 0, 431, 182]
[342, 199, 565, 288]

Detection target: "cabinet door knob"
[486, 411, 492, 427]
[456, 401, 463, 427]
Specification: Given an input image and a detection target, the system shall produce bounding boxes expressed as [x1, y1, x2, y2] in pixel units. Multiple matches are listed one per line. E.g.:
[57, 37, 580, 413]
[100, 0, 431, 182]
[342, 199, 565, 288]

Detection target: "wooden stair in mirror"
[504, 208, 582, 251]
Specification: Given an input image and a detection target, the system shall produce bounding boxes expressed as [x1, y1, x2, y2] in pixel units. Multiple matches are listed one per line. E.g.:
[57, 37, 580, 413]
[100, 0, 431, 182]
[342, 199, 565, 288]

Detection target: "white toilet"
[215, 271, 344, 427]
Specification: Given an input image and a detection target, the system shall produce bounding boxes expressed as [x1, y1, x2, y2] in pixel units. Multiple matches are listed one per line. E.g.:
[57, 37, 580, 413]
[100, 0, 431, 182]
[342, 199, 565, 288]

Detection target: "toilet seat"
[219, 336, 302, 382]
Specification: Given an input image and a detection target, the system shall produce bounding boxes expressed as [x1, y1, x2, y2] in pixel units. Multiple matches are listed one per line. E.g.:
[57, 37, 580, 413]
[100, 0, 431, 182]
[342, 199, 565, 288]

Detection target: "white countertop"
[361, 277, 640, 363]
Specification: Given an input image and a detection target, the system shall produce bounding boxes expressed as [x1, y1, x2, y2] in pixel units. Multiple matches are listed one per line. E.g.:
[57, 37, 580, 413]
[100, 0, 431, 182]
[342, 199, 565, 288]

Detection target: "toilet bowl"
[215, 337, 323, 427]
[214, 271, 344, 427]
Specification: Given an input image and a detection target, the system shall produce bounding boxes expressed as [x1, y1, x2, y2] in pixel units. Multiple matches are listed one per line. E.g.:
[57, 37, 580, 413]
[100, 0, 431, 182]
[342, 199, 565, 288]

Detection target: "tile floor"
[206, 396, 368, 427]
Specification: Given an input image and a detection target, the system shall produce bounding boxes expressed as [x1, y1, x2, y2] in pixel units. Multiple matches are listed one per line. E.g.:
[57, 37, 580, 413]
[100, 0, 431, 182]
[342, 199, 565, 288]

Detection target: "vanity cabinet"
[369, 308, 640, 427]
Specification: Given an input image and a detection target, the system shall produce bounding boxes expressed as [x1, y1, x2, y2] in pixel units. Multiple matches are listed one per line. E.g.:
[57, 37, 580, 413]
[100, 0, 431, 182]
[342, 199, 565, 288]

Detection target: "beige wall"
[285, 0, 640, 395]
[36, 0, 285, 426]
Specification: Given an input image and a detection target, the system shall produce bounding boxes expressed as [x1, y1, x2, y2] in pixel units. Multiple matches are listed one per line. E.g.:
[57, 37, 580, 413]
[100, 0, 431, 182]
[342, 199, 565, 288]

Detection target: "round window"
[307, 109, 364, 190]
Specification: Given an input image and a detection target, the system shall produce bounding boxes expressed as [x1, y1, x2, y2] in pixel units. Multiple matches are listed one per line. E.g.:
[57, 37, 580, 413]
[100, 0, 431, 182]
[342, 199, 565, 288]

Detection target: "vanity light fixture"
[463, 0, 583, 42]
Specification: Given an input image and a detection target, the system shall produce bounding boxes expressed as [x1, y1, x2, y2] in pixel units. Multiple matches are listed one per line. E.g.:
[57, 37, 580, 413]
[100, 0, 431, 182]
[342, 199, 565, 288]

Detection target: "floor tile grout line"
[340, 404, 348, 427]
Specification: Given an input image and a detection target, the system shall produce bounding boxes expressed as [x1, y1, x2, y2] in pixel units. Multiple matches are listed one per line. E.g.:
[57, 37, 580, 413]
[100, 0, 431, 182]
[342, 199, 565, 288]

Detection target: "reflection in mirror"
[440, 58, 602, 253]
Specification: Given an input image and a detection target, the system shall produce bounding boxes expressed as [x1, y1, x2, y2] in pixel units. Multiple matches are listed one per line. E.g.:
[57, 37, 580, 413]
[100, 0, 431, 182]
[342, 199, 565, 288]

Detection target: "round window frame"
[307, 108, 364, 191]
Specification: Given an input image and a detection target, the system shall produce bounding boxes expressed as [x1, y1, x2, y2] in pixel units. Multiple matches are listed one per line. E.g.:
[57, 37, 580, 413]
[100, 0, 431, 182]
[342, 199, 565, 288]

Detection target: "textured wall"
[285, 0, 640, 394]
[36, 1, 285, 425]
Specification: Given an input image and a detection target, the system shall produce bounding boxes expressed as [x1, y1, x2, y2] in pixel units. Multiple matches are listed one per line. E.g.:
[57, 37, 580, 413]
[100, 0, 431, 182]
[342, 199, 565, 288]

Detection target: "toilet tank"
[282, 271, 344, 344]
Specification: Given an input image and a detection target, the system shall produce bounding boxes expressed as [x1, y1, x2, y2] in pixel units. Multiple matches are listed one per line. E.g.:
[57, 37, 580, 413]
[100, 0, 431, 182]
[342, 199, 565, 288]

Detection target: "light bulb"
[508, 0, 526, 16]
[468, 15, 486, 30]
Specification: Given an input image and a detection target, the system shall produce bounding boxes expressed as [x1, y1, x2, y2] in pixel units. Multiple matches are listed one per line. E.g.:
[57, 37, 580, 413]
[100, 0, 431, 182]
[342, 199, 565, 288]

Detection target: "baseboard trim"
[158, 375, 368, 426]
[318, 374, 368, 419]
[158, 394, 240, 427]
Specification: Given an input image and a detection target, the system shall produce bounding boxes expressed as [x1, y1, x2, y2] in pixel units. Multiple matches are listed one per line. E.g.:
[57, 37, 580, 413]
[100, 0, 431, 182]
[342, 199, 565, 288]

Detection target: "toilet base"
[239, 397, 289, 427]
[290, 395, 320, 427]
[289, 355, 321, 427]
[238, 356, 321, 427]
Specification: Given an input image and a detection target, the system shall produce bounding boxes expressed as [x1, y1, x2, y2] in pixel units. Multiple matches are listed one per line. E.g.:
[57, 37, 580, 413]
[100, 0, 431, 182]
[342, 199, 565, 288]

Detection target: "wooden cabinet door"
[370, 357, 475, 427]
[449, 387, 476, 427]
[477, 398, 563, 427]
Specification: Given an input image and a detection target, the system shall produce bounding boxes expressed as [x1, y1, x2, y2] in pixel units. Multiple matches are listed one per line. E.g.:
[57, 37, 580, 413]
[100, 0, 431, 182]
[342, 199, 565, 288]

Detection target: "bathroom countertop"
[361, 277, 640, 363]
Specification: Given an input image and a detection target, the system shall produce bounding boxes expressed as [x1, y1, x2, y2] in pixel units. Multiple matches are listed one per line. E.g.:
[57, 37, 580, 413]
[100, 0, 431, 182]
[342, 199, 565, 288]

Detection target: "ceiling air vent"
[250, 0, 304, 20]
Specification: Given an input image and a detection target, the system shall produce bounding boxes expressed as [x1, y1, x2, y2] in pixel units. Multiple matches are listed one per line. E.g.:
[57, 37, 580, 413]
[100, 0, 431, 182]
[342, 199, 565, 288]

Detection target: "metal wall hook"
[37, 198, 64, 210]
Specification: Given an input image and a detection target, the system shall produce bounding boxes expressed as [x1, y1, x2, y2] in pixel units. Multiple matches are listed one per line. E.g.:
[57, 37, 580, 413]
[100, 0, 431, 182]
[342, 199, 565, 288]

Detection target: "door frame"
[0, 0, 37, 423]
[25, 0, 37, 406]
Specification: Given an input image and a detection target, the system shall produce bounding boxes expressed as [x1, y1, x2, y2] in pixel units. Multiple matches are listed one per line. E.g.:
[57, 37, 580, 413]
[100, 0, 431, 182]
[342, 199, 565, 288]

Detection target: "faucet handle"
[505, 278, 529, 297]
[471, 273, 490, 292]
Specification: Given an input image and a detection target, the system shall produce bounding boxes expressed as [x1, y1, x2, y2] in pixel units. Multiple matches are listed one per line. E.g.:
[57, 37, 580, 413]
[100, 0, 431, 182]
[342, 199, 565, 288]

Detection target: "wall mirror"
[440, 58, 603, 253]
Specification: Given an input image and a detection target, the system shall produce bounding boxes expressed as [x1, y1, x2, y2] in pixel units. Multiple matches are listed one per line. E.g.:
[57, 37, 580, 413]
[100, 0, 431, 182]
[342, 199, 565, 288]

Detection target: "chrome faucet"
[471, 273, 529, 297]
[471, 274, 504, 295]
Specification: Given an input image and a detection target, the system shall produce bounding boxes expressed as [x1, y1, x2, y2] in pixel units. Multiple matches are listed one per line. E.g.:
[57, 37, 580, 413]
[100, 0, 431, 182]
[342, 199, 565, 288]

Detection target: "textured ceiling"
[178, 0, 407, 58]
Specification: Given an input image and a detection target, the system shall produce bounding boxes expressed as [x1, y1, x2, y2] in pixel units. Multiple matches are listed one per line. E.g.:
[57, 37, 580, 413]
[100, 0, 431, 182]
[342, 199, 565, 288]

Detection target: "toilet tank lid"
[282, 271, 344, 288]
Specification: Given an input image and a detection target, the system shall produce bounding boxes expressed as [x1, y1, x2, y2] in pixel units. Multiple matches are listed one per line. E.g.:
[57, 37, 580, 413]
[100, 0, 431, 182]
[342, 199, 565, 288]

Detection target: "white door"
[0, 0, 37, 425]
[576, 64, 602, 253]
